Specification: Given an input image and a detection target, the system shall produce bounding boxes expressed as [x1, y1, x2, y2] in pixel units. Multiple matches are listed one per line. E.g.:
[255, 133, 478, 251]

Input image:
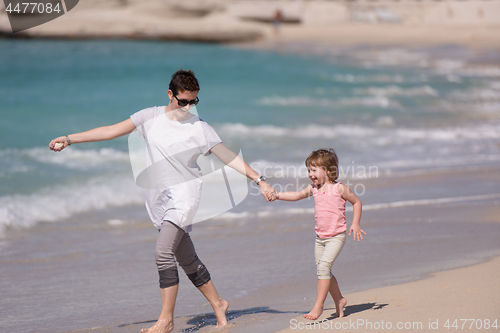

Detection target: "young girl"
[268, 148, 365, 320]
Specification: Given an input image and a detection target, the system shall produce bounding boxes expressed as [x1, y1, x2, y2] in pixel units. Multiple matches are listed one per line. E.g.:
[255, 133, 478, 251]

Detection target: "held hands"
[266, 191, 278, 202]
[258, 182, 277, 202]
[349, 224, 366, 242]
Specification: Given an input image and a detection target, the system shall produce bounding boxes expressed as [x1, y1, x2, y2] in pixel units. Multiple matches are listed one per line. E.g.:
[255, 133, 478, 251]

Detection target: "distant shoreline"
[1, 1, 500, 49]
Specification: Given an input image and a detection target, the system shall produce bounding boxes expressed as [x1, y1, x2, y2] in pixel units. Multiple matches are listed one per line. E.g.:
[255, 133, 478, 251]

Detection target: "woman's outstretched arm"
[210, 143, 275, 200]
[49, 118, 137, 151]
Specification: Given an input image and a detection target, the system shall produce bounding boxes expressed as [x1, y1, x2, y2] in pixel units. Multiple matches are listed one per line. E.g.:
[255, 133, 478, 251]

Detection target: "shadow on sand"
[322, 302, 389, 321]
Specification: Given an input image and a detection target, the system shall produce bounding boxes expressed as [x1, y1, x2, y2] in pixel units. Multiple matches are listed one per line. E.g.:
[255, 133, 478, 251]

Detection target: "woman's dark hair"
[305, 148, 339, 182]
[169, 69, 200, 96]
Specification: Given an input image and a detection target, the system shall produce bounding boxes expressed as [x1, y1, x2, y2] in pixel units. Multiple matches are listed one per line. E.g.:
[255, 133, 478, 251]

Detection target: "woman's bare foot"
[140, 319, 173, 333]
[336, 297, 347, 318]
[214, 298, 229, 327]
[303, 306, 323, 320]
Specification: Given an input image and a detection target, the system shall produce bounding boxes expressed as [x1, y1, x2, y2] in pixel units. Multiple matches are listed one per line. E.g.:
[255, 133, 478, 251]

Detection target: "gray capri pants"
[155, 221, 211, 289]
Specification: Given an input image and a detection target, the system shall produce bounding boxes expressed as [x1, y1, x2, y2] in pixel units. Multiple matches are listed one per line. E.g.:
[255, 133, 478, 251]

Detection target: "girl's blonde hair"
[305, 148, 339, 182]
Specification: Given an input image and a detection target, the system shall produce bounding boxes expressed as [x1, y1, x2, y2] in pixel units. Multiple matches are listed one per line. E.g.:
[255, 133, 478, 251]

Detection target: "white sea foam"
[455, 67, 500, 78]
[256, 95, 400, 109]
[25, 147, 131, 170]
[376, 154, 500, 172]
[332, 74, 405, 84]
[359, 48, 430, 68]
[217, 122, 500, 142]
[0, 175, 144, 234]
[257, 85, 439, 110]
[357, 85, 439, 97]
[256, 96, 335, 107]
[339, 95, 400, 108]
[450, 88, 500, 102]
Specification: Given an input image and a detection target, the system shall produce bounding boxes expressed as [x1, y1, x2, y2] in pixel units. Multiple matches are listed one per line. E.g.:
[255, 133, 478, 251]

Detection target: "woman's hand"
[259, 182, 276, 202]
[49, 136, 70, 152]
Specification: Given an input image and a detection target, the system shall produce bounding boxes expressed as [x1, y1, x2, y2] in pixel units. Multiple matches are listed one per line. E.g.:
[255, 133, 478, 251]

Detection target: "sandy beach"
[2, 162, 499, 333]
[278, 256, 500, 333]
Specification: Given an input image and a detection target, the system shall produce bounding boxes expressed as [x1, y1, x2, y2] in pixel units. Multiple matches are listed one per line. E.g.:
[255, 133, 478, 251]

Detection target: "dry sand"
[1, 1, 500, 49]
[266, 24, 500, 50]
[278, 256, 500, 332]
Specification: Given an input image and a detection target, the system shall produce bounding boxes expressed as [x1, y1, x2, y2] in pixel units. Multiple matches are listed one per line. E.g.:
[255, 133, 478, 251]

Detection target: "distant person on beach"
[267, 148, 365, 320]
[49, 69, 275, 333]
[273, 9, 283, 34]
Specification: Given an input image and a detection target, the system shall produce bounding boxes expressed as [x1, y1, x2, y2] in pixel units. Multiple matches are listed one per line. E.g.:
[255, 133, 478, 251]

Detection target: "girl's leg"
[304, 278, 331, 320]
[329, 275, 347, 318]
[141, 222, 184, 333]
[304, 233, 346, 320]
[175, 231, 228, 327]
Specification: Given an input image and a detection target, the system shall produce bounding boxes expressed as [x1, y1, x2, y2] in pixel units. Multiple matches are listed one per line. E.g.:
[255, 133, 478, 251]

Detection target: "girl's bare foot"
[303, 306, 323, 320]
[336, 297, 347, 318]
[214, 298, 229, 327]
[140, 319, 173, 333]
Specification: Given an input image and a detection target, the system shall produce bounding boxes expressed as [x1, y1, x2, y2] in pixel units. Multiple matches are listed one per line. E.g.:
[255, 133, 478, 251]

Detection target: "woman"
[49, 69, 274, 333]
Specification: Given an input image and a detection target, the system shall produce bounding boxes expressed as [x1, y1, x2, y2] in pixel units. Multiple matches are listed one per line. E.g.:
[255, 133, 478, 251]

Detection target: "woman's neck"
[165, 105, 194, 122]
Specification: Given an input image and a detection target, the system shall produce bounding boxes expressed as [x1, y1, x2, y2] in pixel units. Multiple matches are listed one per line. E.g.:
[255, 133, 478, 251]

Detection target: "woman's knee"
[158, 267, 179, 288]
[177, 255, 211, 287]
[186, 263, 211, 287]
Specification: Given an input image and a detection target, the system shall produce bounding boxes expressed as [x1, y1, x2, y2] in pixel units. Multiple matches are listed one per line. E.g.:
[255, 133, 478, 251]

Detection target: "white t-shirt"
[130, 106, 222, 230]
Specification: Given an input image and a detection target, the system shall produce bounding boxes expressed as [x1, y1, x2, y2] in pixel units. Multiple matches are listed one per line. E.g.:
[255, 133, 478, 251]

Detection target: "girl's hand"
[349, 225, 366, 242]
[266, 191, 278, 202]
[49, 136, 69, 152]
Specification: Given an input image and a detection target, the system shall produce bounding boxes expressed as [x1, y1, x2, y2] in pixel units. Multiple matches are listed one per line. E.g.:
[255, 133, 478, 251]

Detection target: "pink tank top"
[312, 182, 347, 239]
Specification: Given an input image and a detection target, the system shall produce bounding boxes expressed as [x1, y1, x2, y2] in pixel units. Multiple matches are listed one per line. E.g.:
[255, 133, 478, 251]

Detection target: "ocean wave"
[490, 81, 500, 90]
[450, 87, 500, 102]
[217, 122, 500, 142]
[349, 48, 500, 78]
[331, 73, 406, 84]
[358, 48, 430, 68]
[0, 175, 144, 235]
[376, 154, 500, 172]
[356, 85, 439, 97]
[339, 96, 400, 108]
[256, 95, 400, 109]
[214, 193, 500, 222]
[26, 147, 131, 170]
[434, 61, 500, 78]
[0, 147, 131, 174]
[454, 67, 500, 78]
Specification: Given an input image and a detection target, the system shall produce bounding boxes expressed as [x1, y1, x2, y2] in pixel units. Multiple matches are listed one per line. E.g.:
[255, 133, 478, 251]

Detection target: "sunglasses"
[174, 94, 199, 107]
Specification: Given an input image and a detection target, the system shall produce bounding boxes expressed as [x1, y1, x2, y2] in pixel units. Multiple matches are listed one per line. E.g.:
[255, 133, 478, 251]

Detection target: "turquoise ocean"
[1, 40, 500, 332]
[1, 40, 500, 233]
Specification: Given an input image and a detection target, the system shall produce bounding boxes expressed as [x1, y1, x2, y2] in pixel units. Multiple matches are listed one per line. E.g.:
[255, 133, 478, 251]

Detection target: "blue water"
[1, 39, 500, 232]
